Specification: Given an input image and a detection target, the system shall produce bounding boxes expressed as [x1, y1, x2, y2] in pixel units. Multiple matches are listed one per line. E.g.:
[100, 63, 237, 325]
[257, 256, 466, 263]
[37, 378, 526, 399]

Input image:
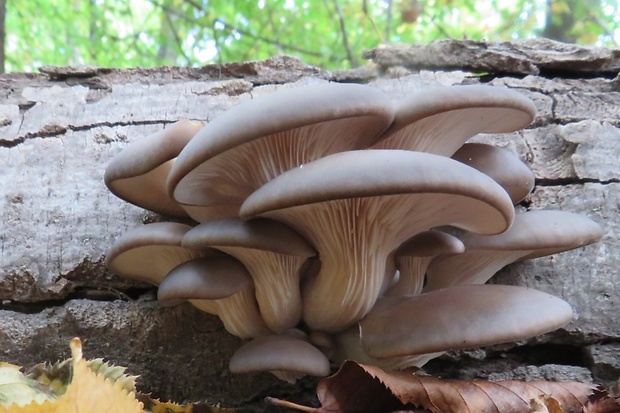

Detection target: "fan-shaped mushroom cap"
[158, 256, 271, 339]
[385, 231, 465, 296]
[104, 119, 203, 217]
[452, 143, 535, 204]
[167, 83, 395, 217]
[424, 210, 604, 291]
[371, 85, 536, 155]
[332, 324, 441, 370]
[106, 222, 209, 285]
[229, 331, 331, 382]
[241, 150, 515, 332]
[182, 218, 316, 332]
[360, 284, 574, 359]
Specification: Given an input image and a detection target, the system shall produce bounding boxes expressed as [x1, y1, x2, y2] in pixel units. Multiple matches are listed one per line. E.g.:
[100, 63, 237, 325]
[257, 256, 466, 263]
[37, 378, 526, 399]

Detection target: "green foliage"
[5, 0, 620, 72]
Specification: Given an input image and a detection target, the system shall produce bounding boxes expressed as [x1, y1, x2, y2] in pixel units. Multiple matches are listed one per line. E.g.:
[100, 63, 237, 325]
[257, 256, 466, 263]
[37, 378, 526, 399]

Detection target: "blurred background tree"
[2, 0, 618, 73]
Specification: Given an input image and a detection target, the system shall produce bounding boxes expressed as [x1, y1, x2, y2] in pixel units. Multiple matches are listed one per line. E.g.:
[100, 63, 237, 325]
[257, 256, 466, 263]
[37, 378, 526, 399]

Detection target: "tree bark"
[1, 44, 619, 409]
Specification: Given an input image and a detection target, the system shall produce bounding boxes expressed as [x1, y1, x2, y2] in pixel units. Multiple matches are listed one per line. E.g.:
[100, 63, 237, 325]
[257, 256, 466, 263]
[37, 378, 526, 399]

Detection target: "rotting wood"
[363, 38, 620, 76]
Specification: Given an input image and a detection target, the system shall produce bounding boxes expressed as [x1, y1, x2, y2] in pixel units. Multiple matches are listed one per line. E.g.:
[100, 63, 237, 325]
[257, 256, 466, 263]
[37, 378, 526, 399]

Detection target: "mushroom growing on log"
[104, 83, 603, 380]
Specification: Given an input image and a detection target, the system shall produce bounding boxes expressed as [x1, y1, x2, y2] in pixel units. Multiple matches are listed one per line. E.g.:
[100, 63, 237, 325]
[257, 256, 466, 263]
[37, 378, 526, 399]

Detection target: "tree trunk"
[0, 0, 5, 73]
[1, 41, 619, 409]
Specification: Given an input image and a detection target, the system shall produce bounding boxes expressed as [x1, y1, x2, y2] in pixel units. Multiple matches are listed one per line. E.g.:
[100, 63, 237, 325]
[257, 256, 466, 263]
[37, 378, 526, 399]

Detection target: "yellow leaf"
[0, 363, 55, 407]
[0, 338, 144, 413]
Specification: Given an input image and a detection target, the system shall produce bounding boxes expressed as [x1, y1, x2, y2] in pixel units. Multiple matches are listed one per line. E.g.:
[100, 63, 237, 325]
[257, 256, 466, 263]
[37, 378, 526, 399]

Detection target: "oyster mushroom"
[371, 85, 536, 155]
[452, 143, 535, 204]
[105, 222, 210, 286]
[384, 230, 465, 296]
[241, 149, 515, 332]
[229, 329, 331, 382]
[104, 119, 203, 217]
[332, 324, 441, 370]
[182, 218, 316, 332]
[359, 284, 574, 359]
[167, 83, 395, 219]
[158, 256, 270, 339]
[424, 210, 605, 291]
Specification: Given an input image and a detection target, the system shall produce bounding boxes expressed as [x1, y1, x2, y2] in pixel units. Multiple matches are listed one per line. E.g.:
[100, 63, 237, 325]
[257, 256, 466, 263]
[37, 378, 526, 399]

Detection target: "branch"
[214, 19, 323, 57]
[332, 0, 358, 67]
[163, 11, 191, 63]
[0, 0, 5, 73]
[385, 0, 393, 41]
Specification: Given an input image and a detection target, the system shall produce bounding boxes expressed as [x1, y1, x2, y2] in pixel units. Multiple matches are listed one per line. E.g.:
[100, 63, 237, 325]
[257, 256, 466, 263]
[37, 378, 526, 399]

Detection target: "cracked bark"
[1, 44, 619, 410]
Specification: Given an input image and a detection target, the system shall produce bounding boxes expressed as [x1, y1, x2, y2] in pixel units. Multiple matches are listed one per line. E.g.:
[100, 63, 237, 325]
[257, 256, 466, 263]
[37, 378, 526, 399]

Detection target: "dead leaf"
[268, 360, 620, 413]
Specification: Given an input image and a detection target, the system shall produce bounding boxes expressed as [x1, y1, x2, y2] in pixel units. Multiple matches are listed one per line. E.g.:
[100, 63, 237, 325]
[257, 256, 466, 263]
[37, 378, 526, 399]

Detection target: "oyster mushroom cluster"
[104, 83, 603, 382]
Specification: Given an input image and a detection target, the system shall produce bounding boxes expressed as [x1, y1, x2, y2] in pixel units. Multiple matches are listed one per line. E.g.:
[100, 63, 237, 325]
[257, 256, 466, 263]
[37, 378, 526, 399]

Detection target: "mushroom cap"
[106, 222, 209, 285]
[229, 333, 331, 378]
[332, 324, 442, 370]
[396, 230, 465, 257]
[462, 210, 604, 257]
[167, 83, 394, 208]
[360, 284, 574, 358]
[452, 143, 535, 204]
[241, 149, 514, 236]
[371, 85, 536, 155]
[104, 119, 203, 217]
[182, 218, 315, 257]
[157, 256, 252, 305]
[384, 231, 465, 296]
[158, 256, 270, 339]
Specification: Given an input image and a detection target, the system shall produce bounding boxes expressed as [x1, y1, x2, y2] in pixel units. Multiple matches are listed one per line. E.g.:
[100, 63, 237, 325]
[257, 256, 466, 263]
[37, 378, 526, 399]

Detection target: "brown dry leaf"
[0, 338, 143, 413]
[268, 360, 620, 413]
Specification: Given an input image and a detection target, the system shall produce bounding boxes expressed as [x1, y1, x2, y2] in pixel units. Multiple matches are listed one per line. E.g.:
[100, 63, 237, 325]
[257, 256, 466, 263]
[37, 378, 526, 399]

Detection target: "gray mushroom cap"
[371, 85, 537, 155]
[182, 218, 316, 332]
[158, 256, 271, 339]
[332, 324, 442, 370]
[425, 210, 604, 291]
[452, 143, 535, 204]
[104, 119, 203, 217]
[241, 149, 515, 333]
[385, 231, 465, 296]
[157, 256, 252, 304]
[105, 222, 209, 285]
[360, 284, 574, 359]
[229, 331, 331, 380]
[167, 83, 395, 214]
